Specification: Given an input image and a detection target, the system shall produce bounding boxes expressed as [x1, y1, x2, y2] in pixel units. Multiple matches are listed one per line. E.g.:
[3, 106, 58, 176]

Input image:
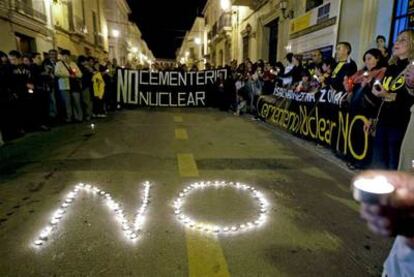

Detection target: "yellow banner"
[289, 12, 312, 34]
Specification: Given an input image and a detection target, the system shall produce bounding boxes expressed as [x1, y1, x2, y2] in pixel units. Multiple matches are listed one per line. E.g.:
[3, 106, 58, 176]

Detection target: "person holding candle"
[369, 29, 414, 170]
[356, 170, 414, 276]
[343, 48, 387, 112]
[55, 49, 83, 123]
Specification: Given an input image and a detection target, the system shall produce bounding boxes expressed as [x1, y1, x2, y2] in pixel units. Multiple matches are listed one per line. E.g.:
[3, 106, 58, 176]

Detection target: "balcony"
[209, 12, 232, 42]
[70, 15, 87, 37]
[232, 0, 266, 9]
[217, 12, 232, 32]
[0, 0, 8, 17]
[95, 33, 105, 48]
[9, 0, 47, 23]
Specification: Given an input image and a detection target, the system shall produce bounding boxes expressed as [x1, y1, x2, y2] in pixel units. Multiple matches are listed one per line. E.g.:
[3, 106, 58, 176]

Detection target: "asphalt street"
[0, 109, 392, 276]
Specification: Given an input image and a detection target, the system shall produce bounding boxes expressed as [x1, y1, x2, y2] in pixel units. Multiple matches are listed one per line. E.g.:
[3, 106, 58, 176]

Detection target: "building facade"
[203, 0, 244, 67]
[126, 22, 154, 68]
[184, 0, 411, 68]
[0, 0, 153, 64]
[0, 0, 54, 55]
[103, 0, 130, 66]
[176, 16, 206, 69]
[52, 0, 109, 59]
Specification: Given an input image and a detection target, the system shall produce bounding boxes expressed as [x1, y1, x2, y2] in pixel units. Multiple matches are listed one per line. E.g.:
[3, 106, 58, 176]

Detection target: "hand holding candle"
[405, 61, 414, 88]
[353, 171, 414, 239]
[372, 80, 387, 97]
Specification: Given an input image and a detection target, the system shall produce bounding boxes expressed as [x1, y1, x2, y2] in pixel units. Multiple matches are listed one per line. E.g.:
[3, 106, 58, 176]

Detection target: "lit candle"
[353, 176, 395, 204]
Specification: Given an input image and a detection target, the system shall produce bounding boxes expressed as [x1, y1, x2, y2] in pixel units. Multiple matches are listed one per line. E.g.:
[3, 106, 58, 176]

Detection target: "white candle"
[354, 176, 394, 194]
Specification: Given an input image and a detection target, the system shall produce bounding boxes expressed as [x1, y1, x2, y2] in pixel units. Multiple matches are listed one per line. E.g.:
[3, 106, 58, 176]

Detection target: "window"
[15, 33, 36, 54]
[317, 3, 330, 24]
[306, 0, 323, 12]
[243, 36, 249, 61]
[391, 0, 414, 43]
[189, 47, 195, 60]
[93, 11, 98, 45]
[53, 1, 70, 30]
[225, 40, 231, 64]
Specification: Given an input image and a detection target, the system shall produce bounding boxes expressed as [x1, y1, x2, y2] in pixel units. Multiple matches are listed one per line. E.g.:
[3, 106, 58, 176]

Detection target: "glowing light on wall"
[173, 181, 269, 236]
[220, 0, 231, 11]
[112, 29, 120, 38]
[33, 182, 152, 247]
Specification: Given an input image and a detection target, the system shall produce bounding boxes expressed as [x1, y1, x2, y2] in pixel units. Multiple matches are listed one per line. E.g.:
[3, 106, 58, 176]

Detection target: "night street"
[0, 110, 391, 276]
[1, 0, 414, 275]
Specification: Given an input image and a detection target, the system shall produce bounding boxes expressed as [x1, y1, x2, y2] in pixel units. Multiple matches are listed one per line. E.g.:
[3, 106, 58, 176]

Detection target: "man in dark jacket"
[30, 52, 49, 130]
[78, 55, 94, 121]
[43, 49, 58, 121]
[307, 49, 323, 76]
[331, 42, 357, 91]
[0, 51, 10, 143]
[8, 50, 32, 136]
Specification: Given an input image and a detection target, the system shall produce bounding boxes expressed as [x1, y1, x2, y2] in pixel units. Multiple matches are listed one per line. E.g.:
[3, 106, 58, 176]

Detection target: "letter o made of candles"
[173, 181, 269, 235]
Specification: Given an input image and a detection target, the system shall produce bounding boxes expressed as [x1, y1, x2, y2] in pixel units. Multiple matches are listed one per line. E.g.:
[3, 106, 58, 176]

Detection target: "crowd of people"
[207, 29, 414, 276]
[0, 29, 414, 275]
[209, 31, 414, 173]
[0, 49, 120, 145]
[1, 30, 414, 173]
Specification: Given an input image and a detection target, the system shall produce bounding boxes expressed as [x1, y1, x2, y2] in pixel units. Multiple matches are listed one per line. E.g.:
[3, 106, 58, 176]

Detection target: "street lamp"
[280, 0, 294, 19]
[220, 0, 231, 11]
[194, 37, 201, 45]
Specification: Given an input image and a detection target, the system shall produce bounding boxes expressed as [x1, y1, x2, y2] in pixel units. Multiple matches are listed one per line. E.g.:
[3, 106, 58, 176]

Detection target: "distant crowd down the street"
[1, 26, 414, 277]
[1, 30, 414, 174]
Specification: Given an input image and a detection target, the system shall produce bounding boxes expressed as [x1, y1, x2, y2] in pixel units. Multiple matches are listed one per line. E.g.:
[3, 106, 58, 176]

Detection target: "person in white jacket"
[55, 49, 83, 122]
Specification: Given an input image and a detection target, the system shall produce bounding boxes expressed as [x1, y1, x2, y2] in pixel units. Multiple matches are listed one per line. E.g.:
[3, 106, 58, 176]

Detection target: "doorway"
[15, 33, 36, 54]
[266, 18, 279, 65]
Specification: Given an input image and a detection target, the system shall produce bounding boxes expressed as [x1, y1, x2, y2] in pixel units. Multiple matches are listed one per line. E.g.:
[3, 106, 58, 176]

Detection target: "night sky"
[127, 0, 207, 59]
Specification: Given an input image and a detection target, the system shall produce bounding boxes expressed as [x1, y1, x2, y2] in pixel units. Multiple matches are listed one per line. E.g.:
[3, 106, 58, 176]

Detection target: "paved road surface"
[0, 109, 391, 276]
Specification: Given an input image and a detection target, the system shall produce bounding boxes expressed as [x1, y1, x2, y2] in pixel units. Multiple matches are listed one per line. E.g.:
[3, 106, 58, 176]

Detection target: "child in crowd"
[295, 70, 313, 93]
[92, 63, 106, 118]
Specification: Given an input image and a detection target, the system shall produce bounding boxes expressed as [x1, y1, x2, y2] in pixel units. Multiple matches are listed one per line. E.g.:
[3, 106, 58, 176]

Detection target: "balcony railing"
[217, 12, 232, 31]
[71, 15, 87, 35]
[232, 0, 266, 8]
[95, 33, 105, 47]
[209, 12, 232, 40]
[9, 0, 47, 22]
[0, 0, 8, 10]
